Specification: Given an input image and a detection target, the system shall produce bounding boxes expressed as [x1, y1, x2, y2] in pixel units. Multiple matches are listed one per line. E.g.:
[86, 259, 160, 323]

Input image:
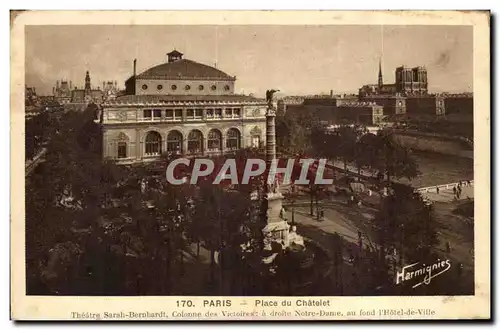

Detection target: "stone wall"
[394, 131, 473, 159]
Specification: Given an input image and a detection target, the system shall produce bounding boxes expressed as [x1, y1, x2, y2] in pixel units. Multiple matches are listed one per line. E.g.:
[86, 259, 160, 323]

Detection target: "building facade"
[395, 66, 428, 95]
[286, 98, 384, 126]
[359, 95, 407, 117]
[101, 50, 268, 163]
[357, 61, 474, 119]
[53, 71, 104, 106]
[359, 60, 428, 97]
[405, 95, 446, 117]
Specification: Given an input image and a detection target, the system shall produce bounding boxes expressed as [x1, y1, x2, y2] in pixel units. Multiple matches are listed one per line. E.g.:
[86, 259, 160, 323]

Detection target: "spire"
[378, 57, 383, 88]
[85, 71, 91, 91]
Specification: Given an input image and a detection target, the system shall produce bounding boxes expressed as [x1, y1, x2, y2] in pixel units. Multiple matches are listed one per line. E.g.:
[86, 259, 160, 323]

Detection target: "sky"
[25, 25, 473, 96]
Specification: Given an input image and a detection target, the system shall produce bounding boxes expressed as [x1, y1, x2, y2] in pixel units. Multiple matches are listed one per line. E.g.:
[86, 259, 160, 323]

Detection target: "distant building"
[70, 71, 104, 104]
[53, 80, 72, 104]
[101, 50, 268, 163]
[395, 66, 428, 95]
[405, 95, 445, 117]
[359, 59, 427, 97]
[102, 81, 119, 100]
[442, 93, 474, 117]
[277, 96, 306, 115]
[53, 71, 104, 107]
[25, 85, 38, 106]
[286, 98, 384, 126]
[358, 60, 473, 120]
[358, 95, 407, 118]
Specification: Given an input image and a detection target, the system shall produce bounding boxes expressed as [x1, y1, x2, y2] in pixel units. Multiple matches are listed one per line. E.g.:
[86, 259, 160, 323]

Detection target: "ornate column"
[203, 133, 208, 156]
[182, 136, 188, 155]
[260, 91, 299, 253]
[221, 134, 227, 155]
[135, 128, 141, 160]
[266, 107, 277, 168]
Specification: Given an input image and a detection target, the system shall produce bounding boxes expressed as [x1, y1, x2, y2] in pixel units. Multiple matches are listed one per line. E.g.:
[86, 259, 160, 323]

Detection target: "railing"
[415, 180, 474, 194]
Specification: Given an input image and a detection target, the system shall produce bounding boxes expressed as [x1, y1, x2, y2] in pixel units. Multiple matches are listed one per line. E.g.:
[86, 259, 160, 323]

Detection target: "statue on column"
[266, 89, 280, 114]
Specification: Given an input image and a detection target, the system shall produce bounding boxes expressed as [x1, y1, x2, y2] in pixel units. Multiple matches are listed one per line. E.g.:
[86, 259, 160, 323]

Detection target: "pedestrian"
[446, 241, 451, 253]
[436, 186, 440, 194]
[452, 186, 457, 197]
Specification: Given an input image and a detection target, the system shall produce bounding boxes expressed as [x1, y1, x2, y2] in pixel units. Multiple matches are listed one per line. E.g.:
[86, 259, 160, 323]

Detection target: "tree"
[372, 182, 439, 270]
[332, 125, 367, 172]
[276, 110, 322, 155]
[375, 129, 419, 188]
[26, 106, 119, 294]
[355, 132, 380, 177]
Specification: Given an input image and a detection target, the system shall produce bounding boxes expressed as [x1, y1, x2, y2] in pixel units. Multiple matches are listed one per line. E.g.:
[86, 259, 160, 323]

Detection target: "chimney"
[69, 81, 72, 90]
[330, 90, 333, 97]
[133, 59, 137, 77]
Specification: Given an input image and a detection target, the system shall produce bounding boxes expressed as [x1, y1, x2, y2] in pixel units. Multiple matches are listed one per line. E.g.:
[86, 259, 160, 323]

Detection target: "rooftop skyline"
[26, 25, 472, 96]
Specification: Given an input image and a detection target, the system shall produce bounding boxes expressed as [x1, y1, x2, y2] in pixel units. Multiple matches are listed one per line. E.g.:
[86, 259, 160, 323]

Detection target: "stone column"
[203, 134, 208, 155]
[266, 107, 276, 167]
[182, 107, 186, 121]
[182, 136, 188, 155]
[221, 135, 227, 155]
[135, 128, 141, 160]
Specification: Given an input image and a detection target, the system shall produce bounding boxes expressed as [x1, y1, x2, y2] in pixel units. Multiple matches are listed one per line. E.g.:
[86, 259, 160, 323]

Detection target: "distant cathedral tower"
[378, 58, 383, 89]
[84, 71, 91, 95]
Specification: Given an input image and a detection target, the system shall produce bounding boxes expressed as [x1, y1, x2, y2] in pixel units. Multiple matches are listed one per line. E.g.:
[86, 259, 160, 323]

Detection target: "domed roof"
[136, 59, 235, 81]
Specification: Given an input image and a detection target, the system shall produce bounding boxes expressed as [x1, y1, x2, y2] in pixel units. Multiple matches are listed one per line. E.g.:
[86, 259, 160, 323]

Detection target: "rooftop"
[134, 59, 236, 81]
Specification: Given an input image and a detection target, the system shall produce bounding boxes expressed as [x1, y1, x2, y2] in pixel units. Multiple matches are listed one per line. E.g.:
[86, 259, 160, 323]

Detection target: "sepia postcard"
[11, 10, 490, 320]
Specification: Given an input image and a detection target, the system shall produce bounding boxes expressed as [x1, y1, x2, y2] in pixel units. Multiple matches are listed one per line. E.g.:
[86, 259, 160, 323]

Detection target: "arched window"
[226, 128, 240, 150]
[250, 126, 262, 148]
[117, 142, 127, 158]
[167, 130, 183, 154]
[116, 132, 128, 159]
[145, 131, 162, 156]
[207, 129, 222, 152]
[188, 130, 204, 154]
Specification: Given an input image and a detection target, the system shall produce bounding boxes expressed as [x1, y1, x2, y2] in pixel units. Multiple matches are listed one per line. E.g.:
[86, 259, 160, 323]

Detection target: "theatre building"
[101, 50, 268, 164]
